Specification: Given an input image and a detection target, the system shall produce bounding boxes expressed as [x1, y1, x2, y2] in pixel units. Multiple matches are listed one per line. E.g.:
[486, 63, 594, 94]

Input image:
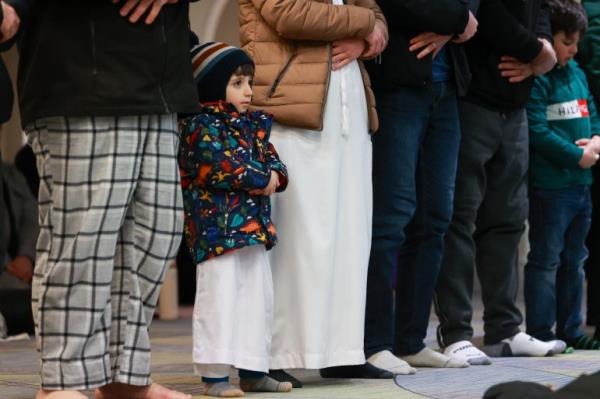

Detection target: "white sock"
[550, 339, 567, 354]
[484, 332, 556, 357]
[443, 341, 492, 366]
[400, 347, 469, 368]
[367, 350, 416, 375]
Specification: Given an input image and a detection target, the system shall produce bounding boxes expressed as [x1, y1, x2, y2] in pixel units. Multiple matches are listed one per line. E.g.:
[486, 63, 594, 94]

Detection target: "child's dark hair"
[233, 63, 255, 78]
[547, 0, 588, 36]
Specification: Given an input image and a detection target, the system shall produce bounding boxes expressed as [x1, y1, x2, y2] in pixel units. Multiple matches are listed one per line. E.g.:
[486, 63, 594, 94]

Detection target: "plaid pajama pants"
[26, 114, 184, 390]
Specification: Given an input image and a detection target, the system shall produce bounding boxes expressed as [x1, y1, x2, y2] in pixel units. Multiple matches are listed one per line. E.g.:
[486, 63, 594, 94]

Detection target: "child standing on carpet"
[178, 42, 290, 397]
[525, 0, 600, 351]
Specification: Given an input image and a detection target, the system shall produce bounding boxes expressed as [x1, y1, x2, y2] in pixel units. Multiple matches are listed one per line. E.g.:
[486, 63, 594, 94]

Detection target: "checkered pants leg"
[27, 115, 184, 390]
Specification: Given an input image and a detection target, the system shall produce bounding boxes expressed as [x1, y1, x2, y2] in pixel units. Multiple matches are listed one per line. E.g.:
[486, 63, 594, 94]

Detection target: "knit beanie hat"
[190, 42, 255, 103]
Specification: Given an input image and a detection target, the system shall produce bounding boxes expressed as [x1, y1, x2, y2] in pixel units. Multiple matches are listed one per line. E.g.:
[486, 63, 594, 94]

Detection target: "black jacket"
[463, 0, 553, 111]
[13, 0, 198, 128]
[366, 0, 473, 97]
[0, 1, 19, 124]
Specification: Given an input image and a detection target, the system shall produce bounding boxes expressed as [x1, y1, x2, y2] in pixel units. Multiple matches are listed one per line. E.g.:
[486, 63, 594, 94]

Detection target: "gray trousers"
[434, 101, 527, 346]
[27, 115, 183, 390]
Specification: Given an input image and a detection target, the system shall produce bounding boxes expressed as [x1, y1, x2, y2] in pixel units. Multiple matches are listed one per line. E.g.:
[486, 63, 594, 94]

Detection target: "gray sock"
[203, 382, 244, 397]
[240, 375, 293, 393]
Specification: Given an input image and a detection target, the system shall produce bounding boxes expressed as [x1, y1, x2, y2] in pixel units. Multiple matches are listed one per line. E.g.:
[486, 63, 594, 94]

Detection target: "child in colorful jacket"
[525, 0, 600, 352]
[178, 42, 289, 397]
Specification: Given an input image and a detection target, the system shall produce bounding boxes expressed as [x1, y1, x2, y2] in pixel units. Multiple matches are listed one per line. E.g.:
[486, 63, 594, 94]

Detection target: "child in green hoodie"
[525, 0, 600, 351]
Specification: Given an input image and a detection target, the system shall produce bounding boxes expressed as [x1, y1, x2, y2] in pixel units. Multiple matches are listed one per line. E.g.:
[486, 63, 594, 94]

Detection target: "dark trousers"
[365, 82, 461, 357]
[586, 165, 600, 327]
[525, 185, 591, 341]
[435, 101, 527, 347]
[0, 272, 34, 335]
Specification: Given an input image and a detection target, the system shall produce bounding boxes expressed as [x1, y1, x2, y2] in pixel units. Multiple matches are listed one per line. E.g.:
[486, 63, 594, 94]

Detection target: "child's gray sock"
[203, 382, 244, 397]
[240, 375, 293, 393]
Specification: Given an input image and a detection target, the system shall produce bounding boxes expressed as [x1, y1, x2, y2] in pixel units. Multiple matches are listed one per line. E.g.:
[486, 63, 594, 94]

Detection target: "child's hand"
[249, 171, 279, 196]
[576, 136, 600, 153]
[579, 146, 599, 168]
[332, 38, 366, 70]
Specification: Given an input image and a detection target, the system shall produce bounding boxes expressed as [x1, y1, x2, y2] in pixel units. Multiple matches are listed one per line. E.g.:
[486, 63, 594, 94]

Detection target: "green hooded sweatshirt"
[579, 0, 600, 101]
[527, 60, 600, 189]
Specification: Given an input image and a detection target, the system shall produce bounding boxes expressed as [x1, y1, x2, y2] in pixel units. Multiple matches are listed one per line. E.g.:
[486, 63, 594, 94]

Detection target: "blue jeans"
[525, 185, 592, 341]
[365, 82, 460, 357]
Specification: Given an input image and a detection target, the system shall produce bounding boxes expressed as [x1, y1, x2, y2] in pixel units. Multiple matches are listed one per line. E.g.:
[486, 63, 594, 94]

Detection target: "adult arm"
[476, 0, 544, 63]
[249, 0, 376, 41]
[377, 0, 469, 36]
[0, 0, 27, 48]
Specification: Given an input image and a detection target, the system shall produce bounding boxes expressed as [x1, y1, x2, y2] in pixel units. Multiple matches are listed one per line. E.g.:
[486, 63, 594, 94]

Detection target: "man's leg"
[97, 114, 189, 399]
[475, 109, 527, 347]
[394, 83, 463, 369]
[28, 116, 144, 395]
[364, 87, 429, 372]
[434, 101, 500, 348]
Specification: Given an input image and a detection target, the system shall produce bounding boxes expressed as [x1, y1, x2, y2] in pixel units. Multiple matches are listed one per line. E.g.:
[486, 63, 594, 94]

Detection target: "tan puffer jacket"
[240, 0, 387, 132]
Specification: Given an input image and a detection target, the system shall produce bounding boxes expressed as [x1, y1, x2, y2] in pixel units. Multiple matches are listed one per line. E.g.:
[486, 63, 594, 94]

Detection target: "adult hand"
[531, 38, 557, 76]
[453, 11, 478, 44]
[113, 0, 178, 24]
[0, 1, 20, 43]
[249, 171, 279, 196]
[498, 56, 534, 83]
[363, 20, 387, 59]
[409, 32, 452, 60]
[6, 256, 33, 284]
[332, 38, 365, 70]
[579, 145, 599, 169]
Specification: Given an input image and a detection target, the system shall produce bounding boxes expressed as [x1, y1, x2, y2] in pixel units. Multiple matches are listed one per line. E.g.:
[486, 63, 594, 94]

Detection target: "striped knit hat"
[190, 42, 254, 103]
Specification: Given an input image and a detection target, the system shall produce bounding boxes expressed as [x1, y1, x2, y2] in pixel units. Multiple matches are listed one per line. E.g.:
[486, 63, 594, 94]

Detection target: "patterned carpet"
[1, 315, 599, 399]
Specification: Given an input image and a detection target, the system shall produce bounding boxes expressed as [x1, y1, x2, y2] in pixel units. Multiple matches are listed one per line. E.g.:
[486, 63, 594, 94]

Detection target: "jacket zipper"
[267, 54, 296, 98]
[158, 13, 171, 113]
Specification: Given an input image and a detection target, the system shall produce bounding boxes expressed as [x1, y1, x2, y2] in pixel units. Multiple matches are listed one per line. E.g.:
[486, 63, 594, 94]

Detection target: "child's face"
[553, 30, 580, 67]
[226, 73, 253, 113]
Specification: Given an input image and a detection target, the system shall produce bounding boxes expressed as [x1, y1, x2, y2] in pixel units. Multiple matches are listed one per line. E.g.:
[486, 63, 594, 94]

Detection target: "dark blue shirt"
[432, 48, 451, 83]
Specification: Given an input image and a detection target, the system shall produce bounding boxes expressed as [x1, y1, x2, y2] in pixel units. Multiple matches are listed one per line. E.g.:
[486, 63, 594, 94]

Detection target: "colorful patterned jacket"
[178, 101, 288, 264]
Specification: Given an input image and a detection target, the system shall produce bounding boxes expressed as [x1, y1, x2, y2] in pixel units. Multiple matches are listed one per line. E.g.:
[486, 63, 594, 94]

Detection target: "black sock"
[319, 363, 394, 379]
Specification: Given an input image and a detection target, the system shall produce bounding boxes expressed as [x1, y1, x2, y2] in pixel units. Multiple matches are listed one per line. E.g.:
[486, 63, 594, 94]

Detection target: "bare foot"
[35, 390, 88, 399]
[95, 383, 192, 399]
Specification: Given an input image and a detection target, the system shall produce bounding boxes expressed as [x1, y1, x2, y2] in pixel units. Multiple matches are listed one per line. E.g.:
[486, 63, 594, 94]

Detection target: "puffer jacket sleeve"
[253, 112, 289, 192]
[249, 0, 376, 41]
[179, 115, 273, 191]
[352, 0, 388, 41]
